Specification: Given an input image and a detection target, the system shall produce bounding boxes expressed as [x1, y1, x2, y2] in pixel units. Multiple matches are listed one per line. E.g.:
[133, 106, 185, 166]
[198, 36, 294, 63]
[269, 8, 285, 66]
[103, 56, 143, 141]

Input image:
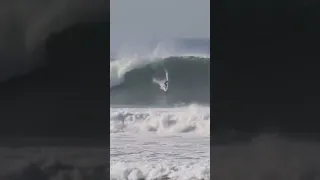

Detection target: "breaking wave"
[110, 38, 210, 105]
[110, 104, 210, 136]
[110, 56, 210, 105]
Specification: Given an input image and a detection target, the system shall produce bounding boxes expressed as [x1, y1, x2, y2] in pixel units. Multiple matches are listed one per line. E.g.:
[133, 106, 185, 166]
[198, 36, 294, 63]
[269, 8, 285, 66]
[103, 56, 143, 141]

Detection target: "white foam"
[110, 162, 210, 180]
[110, 104, 210, 136]
[110, 128, 210, 179]
[110, 133, 210, 179]
[110, 104, 210, 179]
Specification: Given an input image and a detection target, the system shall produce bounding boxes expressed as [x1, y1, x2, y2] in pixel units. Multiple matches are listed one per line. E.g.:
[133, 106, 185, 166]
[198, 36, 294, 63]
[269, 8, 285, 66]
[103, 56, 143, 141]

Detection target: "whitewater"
[110, 40, 210, 180]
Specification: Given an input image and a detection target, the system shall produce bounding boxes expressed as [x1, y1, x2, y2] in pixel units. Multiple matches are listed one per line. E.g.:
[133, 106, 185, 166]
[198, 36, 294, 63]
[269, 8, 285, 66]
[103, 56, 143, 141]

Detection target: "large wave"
[110, 39, 210, 105]
[110, 53, 210, 105]
[111, 56, 209, 105]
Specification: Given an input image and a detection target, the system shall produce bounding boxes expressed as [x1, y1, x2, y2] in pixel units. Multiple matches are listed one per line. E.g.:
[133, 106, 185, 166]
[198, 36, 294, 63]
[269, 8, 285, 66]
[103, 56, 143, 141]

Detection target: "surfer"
[152, 67, 169, 92]
[162, 68, 169, 92]
[163, 80, 168, 92]
[164, 81, 168, 89]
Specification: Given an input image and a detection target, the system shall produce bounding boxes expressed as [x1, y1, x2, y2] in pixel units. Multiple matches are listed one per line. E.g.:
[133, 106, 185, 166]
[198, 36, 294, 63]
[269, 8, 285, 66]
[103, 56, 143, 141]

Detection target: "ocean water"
[110, 39, 211, 180]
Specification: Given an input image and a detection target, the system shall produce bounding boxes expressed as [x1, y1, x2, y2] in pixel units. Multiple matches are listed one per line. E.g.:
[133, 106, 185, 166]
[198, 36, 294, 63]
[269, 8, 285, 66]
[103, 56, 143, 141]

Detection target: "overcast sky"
[110, 0, 210, 50]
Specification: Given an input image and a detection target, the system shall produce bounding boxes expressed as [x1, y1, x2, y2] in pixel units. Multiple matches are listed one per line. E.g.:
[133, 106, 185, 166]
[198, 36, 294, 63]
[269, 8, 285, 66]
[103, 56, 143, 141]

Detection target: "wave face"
[111, 56, 210, 105]
[110, 38, 210, 106]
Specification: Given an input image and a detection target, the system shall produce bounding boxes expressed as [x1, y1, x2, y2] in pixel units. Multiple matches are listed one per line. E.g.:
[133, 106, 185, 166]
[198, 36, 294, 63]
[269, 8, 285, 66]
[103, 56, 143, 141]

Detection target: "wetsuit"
[164, 81, 168, 89]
